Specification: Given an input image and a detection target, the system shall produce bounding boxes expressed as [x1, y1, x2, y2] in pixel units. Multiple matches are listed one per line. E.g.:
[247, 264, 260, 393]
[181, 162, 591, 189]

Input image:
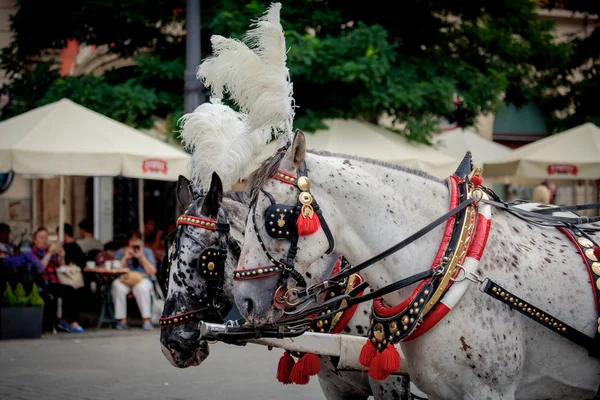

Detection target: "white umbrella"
[432, 128, 511, 167]
[483, 122, 600, 180]
[0, 98, 191, 241]
[259, 119, 459, 178]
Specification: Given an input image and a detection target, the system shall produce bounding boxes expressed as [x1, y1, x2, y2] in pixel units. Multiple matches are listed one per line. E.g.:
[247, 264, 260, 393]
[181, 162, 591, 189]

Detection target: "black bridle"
[232, 142, 335, 309]
[159, 194, 241, 328]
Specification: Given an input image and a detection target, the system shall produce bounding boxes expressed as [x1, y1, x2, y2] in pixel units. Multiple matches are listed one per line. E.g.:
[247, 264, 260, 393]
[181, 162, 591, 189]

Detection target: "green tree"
[0, 0, 188, 138]
[0, 0, 571, 143]
[209, 0, 570, 142]
[536, 1, 600, 132]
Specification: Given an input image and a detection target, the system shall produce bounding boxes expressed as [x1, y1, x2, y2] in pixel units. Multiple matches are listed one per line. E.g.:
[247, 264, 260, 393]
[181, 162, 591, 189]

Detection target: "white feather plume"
[197, 2, 294, 135]
[180, 3, 295, 191]
[179, 102, 273, 192]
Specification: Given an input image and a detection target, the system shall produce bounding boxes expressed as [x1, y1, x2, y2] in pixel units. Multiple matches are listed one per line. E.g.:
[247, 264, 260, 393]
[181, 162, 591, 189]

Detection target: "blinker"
[265, 203, 298, 240]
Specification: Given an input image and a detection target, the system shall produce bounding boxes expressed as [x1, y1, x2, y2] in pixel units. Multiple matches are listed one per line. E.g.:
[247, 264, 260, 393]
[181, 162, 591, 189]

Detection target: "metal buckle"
[451, 264, 489, 288]
[284, 287, 303, 307]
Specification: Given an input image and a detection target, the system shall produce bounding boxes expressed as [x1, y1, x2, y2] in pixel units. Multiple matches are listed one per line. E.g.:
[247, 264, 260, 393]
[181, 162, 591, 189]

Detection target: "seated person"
[2, 227, 85, 333]
[111, 229, 156, 330]
[0, 223, 13, 258]
[60, 223, 85, 267]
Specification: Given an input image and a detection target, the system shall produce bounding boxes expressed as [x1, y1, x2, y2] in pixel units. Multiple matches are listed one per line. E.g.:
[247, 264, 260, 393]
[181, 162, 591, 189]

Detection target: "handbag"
[56, 264, 85, 289]
[150, 279, 165, 325]
[119, 271, 144, 287]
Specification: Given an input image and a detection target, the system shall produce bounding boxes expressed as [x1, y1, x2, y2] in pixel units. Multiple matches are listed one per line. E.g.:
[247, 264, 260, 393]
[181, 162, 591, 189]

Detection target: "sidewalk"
[0, 329, 325, 400]
[37, 325, 157, 341]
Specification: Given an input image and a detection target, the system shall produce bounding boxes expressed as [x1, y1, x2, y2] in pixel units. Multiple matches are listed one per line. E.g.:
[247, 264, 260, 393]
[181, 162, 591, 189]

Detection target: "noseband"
[160, 196, 241, 328]
[232, 143, 335, 309]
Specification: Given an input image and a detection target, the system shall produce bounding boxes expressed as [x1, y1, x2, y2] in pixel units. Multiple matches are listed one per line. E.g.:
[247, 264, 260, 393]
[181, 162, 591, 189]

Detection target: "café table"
[83, 266, 129, 328]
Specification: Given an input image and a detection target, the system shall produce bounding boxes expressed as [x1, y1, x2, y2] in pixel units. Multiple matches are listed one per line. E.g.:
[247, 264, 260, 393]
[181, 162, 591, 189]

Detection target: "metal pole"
[138, 179, 144, 238]
[93, 176, 101, 239]
[184, 0, 204, 115]
[58, 176, 65, 243]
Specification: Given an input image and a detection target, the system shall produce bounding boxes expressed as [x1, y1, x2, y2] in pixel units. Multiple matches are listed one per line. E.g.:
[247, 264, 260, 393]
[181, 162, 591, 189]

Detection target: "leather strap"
[324, 197, 476, 283]
[482, 280, 595, 352]
[278, 269, 436, 326]
[528, 202, 600, 215]
[481, 198, 600, 225]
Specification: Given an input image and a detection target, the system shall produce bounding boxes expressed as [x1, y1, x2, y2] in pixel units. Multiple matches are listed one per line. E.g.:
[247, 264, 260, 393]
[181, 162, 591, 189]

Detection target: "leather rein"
[220, 143, 600, 345]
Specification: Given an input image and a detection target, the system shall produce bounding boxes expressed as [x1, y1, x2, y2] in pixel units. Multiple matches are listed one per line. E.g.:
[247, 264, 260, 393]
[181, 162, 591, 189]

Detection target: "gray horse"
[159, 173, 413, 400]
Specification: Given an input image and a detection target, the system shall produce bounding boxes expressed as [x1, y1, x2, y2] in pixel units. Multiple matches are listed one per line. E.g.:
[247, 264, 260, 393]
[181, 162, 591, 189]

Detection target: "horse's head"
[160, 172, 239, 368]
[234, 131, 334, 325]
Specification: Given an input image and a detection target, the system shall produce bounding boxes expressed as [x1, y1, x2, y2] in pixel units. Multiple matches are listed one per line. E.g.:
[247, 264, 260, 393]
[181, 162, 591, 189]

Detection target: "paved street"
[0, 329, 328, 400]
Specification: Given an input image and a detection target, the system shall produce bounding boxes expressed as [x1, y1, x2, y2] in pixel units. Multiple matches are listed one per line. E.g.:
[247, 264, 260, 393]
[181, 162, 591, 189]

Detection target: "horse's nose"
[240, 297, 255, 316]
[166, 339, 183, 353]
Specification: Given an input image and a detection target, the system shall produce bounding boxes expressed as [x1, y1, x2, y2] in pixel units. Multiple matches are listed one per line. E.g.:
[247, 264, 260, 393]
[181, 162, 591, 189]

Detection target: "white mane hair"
[197, 2, 294, 135]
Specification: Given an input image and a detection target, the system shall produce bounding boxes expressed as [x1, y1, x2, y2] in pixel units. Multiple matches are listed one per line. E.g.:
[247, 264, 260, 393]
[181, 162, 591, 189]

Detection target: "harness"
[232, 144, 335, 308]
[222, 145, 600, 381]
[159, 194, 241, 328]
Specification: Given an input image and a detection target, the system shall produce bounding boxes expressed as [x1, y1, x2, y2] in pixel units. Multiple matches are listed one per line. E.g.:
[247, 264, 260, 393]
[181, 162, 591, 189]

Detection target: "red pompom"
[301, 353, 321, 375]
[289, 368, 310, 385]
[359, 339, 378, 368]
[594, 247, 600, 260]
[297, 206, 320, 235]
[367, 353, 391, 380]
[380, 345, 401, 373]
[276, 351, 295, 384]
[470, 175, 483, 187]
[290, 353, 320, 385]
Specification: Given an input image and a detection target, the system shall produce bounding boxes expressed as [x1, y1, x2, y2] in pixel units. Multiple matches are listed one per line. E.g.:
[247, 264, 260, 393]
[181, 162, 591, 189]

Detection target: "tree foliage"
[209, 0, 571, 142]
[536, 1, 600, 132]
[0, 0, 574, 143]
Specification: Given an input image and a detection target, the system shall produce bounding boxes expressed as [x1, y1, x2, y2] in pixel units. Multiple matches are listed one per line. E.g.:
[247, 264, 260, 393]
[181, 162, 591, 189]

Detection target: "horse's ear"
[282, 130, 306, 170]
[231, 179, 247, 192]
[201, 172, 223, 217]
[176, 175, 194, 210]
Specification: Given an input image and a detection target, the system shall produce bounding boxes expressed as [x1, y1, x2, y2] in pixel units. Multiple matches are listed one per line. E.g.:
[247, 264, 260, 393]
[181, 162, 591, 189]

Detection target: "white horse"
[233, 131, 600, 399]
[159, 173, 413, 400]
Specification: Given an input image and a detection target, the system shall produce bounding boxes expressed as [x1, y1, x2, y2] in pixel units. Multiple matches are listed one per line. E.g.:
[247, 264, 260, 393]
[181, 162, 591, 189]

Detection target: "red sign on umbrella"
[547, 164, 578, 176]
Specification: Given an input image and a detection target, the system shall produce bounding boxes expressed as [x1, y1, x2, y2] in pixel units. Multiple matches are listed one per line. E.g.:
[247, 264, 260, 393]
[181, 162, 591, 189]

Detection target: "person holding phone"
[2, 227, 85, 333]
[111, 229, 156, 330]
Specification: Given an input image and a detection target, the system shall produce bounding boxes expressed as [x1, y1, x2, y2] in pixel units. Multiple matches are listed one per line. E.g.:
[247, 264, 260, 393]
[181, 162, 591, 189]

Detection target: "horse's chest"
[402, 216, 600, 399]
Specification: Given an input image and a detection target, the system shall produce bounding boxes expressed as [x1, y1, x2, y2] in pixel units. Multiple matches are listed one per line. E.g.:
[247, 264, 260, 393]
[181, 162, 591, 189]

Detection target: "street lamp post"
[184, 0, 205, 115]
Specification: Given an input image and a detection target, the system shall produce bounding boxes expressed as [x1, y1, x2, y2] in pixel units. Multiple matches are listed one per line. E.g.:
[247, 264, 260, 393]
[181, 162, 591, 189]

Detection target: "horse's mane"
[224, 191, 250, 205]
[246, 148, 445, 195]
[222, 191, 250, 235]
[308, 150, 445, 184]
[246, 146, 288, 201]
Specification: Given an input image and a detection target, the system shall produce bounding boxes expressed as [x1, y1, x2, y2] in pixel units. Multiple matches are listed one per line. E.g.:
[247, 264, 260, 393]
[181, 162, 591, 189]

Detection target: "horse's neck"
[222, 195, 248, 244]
[308, 153, 450, 306]
[222, 195, 249, 300]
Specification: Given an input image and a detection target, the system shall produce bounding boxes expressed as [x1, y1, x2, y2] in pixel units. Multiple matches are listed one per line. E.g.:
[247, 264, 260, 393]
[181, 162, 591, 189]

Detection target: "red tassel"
[594, 247, 600, 260]
[367, 353, 390, 380]
[290, 353, 320, 385]
[380, 345, 401, 373]
[470, 175, 483, 187]
[301, 353, 321, 375]
[276, 352, 295, 384]
[297, 205, 320, 235]
[359, 339, 378, 367]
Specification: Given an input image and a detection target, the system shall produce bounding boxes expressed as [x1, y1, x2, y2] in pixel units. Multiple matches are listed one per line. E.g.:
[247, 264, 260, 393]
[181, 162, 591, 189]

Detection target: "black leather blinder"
[264, 203, 298, 241]
[197, 248, 226, 280]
